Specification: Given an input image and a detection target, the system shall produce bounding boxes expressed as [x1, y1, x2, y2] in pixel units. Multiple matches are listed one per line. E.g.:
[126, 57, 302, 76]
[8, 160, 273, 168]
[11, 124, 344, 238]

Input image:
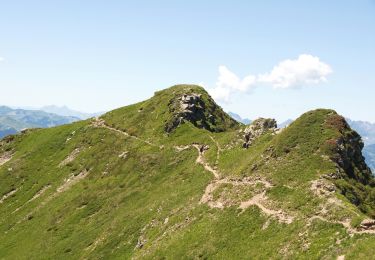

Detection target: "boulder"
[243, 118, 277, 148]
[360, 219, 375, 230]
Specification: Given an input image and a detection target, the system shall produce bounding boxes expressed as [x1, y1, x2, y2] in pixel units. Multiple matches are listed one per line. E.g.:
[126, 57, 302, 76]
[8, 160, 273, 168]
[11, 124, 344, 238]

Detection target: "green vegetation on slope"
[1, 85, 375, 259]
[103, 85, 239, 141]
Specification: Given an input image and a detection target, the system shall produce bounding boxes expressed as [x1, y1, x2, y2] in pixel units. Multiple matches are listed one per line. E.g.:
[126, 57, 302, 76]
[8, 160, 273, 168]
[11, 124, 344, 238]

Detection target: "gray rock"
[243, 118, 277, 148]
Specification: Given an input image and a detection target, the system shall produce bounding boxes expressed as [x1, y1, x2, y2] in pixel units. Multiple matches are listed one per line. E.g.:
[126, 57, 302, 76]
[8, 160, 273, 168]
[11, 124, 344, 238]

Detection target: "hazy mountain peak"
[228, 112, 252, 124]
[40, 105, 101, 119]
[0, 105, 80, 138]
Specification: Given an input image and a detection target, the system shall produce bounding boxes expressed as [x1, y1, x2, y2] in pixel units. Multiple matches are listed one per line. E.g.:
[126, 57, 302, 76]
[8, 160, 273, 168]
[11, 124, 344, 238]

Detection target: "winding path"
[308, 215, 375, 235]
[92, 118, 161, 148]
[175, 137, 294, 224]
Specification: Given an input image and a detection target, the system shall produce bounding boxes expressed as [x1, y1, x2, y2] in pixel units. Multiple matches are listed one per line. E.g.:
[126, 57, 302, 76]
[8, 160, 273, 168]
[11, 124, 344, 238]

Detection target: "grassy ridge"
[0, 85, 375, 259]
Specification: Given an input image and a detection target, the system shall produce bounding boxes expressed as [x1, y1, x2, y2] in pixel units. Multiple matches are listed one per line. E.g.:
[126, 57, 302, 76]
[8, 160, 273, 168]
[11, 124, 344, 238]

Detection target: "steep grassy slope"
[1, 85, 375, 259]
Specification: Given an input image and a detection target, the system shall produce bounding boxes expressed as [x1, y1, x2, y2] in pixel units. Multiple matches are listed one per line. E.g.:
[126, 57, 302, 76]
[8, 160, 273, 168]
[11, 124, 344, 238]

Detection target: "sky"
[0, 0, 375, 123]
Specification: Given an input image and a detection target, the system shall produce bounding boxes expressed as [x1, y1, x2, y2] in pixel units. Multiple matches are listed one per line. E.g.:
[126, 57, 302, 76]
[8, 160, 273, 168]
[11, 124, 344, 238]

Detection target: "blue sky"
[0, 0, 374, 122]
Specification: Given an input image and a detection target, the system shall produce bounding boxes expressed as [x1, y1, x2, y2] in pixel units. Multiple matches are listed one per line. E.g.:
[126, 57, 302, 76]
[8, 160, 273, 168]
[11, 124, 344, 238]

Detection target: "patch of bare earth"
[239, 191, 294, 224]
[30, 185, 51, 201]
[0, 188, 18, 204]
[84, 230, 110, 255]
[0, 152, 13, 167]
[57, 169, 89, 193]
[17, 170, 90, 224]
[175, 139, 294, 224]
[133, 205, 197, 259]
[59, 148, 81, 167]
[309, 178, 375, 235]
[91, 118, 161, 148]
[191, 144, 220, 179]
[12, 185, 51, 213]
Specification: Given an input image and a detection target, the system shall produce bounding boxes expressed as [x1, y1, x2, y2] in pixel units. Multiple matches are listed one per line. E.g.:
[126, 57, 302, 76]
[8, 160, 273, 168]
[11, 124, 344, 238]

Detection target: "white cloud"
[207, 54, 332, 102]
[208, 86, 232, 103]
[258, 54, 332, 89]
[216, 66, 256, 91]
[0, 57, 4, 62]
[208, 66, 256, 102]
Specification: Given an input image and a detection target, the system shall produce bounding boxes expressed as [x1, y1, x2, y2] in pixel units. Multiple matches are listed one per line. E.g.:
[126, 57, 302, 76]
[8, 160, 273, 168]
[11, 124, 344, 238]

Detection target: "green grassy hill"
[1, 85, 375, 259]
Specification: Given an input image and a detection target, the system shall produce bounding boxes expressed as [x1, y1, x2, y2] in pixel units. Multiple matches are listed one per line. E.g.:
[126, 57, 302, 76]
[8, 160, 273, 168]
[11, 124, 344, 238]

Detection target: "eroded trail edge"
[0, 152, 13, 167]
[175, 139, 294, 224]
[92, 118, 161, 148]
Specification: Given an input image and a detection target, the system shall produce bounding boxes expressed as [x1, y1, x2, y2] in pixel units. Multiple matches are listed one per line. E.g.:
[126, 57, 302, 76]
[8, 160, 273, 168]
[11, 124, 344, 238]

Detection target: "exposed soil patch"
[309, 178, 375, 235]
[0, 152, 13, 167]
[16, 170, 90, 224]
[239, 191, 294, 224]
[57, 169, 89, 193]
[175, 138, 294, 224]
[92, 118, 161, 148]
[59, 148, 81, 167]
[12, 185, 51, 213]
[0, 188, 18, 204]
[30, 185, 51, 202]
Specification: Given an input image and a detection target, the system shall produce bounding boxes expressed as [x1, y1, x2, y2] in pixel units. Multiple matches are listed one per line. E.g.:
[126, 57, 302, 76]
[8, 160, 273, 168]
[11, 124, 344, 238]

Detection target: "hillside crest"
[1, 85, 375, 259]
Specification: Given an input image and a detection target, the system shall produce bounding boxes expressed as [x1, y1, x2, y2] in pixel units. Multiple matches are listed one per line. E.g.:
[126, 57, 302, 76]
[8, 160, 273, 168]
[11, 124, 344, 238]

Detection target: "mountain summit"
[1, 85, 374, 259]
[104, 85, 238, 136]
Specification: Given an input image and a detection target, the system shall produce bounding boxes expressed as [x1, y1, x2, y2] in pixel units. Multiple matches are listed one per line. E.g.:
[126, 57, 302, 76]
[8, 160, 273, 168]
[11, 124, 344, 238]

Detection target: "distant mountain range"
[363, 144, 375, 171]
[346, 119, 375, 146]
[228, 112, 292, 128]
[227, 112, 252, 124]
[0, 106, 80, 138]
[278, 119, 294, 128]
[38, 105, 102, 119]
[346, 120, 375, 171]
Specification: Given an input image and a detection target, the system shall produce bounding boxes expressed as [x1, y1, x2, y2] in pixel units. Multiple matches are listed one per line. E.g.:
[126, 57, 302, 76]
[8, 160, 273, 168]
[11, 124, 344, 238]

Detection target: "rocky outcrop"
[165, 94, 206, 132]
[321, 114, 375, 216]
[325, 114, 373, 185]
[165, 91, 237, 133]
[334, 133, 372, 184]
[0, 135, 15, 167]
[179, 94, 202, 113]
[242, 118, 277, 148]
[359, 219, 375, 231]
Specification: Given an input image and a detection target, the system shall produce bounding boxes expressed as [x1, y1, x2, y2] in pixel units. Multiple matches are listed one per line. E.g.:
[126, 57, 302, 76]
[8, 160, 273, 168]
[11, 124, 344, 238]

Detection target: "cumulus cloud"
[208, 54, 332, 102]
[209, 66, 256, 102]
[258, 54, 332, 89]
[208, 85, 232, 103]
[216, 66, 256, 91]
[0, 57, 4, 62]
